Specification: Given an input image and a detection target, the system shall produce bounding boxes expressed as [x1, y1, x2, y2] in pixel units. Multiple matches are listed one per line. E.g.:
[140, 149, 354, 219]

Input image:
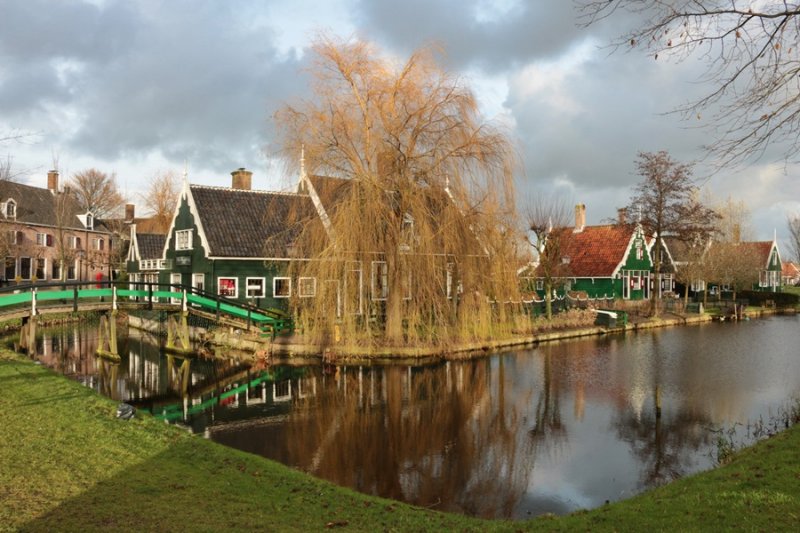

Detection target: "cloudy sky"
[1, 0, 798, 244]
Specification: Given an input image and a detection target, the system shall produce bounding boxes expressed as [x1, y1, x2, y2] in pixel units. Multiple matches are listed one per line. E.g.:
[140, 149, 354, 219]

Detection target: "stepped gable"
[189, 185, 318, 258]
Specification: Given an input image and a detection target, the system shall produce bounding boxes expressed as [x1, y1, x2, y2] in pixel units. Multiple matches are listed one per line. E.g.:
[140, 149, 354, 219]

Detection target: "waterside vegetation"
[2, 347, 799, 532]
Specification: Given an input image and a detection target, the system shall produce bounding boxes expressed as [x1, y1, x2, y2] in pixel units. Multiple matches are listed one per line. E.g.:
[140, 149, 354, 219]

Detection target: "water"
[16, 315, 800, 519]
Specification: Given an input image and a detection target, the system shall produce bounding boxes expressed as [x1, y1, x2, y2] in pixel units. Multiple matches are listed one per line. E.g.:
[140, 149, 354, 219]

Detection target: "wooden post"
[73, 286, 78, 312]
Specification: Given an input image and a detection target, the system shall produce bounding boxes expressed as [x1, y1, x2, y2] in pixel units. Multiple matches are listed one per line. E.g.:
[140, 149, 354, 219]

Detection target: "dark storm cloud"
[354, 0, 584, 71]
[0, 0, 309, 177]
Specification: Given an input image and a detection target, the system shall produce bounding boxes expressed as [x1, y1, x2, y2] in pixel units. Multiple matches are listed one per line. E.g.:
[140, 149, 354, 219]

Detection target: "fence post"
[182, 289, 187, 312]
[247, 307, 251, 331]
[112, 286, 118, 311]
[31, 287, 37, 316]
[216, 298, 220, 320]
[73, 285, 78, 312]
[148, 283, 153, 310]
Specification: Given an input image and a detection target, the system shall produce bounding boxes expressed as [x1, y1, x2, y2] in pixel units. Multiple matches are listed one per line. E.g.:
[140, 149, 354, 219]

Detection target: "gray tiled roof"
[0, 180, 109, 232]
[190, 185, 319, 258]
[136, 233, 166, 260]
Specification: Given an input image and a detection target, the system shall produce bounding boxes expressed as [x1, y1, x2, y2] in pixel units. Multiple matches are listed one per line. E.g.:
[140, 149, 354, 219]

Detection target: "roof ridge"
[189, 184, 307, 197]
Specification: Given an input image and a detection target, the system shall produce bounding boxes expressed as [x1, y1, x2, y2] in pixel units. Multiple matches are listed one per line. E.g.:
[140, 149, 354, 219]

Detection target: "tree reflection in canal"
[15, 315, 800, 520]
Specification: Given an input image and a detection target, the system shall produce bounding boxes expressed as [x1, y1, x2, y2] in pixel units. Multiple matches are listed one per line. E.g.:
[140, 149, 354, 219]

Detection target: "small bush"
[739, 290, 799, 307]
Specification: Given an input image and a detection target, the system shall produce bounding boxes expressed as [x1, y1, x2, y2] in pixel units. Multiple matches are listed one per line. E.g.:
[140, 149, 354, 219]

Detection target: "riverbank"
[2, 348, 799, 532]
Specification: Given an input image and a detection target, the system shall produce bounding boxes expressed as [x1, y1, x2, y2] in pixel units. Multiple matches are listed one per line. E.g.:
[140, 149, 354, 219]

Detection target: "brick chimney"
[125, 203, 135, 222]
[231, 168, 253, 190]
[47, 170, 59, 193]
[574, 203, 586, 232]
[617, 208, 627, 224]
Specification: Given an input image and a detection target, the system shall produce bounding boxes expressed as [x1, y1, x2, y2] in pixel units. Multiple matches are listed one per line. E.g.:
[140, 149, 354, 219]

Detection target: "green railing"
[0, 281, 294, 336]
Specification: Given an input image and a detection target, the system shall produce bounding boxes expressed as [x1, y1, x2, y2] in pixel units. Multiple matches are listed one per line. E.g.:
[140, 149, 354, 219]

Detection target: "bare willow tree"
[578, 1, 800, 166]
[625, 151, 718, 315]
[141, 170, 180, 233]
[787, 214, 800, 262]
[526, 198, 572, 320]
[70, 168, 125, 219]
[275, 36, 519, 347]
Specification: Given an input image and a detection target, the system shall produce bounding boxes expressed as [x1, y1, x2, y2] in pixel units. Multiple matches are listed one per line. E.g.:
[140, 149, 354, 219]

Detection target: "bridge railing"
[0, 280, 294, 335]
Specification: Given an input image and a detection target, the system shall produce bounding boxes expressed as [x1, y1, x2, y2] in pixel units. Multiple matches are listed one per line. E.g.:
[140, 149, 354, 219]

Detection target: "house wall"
[2, 222, 112, 284]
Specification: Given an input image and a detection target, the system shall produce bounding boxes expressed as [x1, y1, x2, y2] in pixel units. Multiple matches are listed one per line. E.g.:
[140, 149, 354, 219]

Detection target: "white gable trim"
[300, 173, 335, 240]
[160, 184, 211, 260]
[610, 225, 644, 278]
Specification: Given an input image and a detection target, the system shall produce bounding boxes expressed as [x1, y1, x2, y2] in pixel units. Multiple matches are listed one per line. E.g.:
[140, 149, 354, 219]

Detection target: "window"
[536, 280, 544, 291]
[68, 236, 82, 249]
[67, 260, 77, 280]
[35, 258, 45, 280]
[5, 257, 15, 280]
[85, 213, 93, 230]
[273, 277, 291, 298]
[218, 277, 238, 298]
[192, 273, 205, 292]
[8, 230, 22, 245]
[36, 233, 47, 246]
[246, 277, 265, 298]
[371, 261, 388, 300]
[298, 277, 316, 297]
[175, 229, 193, 251]
[5, 199, 16, 219]
[19, 257, 31, 280]
[92, 238, 104, 251]
[51, 260, 61, 281]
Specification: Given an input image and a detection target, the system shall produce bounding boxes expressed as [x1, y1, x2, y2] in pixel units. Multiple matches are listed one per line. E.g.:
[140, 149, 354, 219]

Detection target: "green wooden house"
[529, 205, 675, 301]
[126, 168, 320, 311]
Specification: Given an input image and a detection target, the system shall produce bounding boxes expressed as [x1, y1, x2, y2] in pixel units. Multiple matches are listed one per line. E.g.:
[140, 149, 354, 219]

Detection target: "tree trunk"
[545, 279, 553, 320]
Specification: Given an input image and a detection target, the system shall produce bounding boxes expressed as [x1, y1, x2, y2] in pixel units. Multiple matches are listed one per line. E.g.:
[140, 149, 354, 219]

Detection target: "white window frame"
[217, 277, 238, 299]
[67, 259, 78, 280]
[192, 273, 205, 293]
[175, 229, 193, 251]
[273, 277, 291, 298]
[5, 199, 16, 219]
[19, 256, 32, 280]
[298, 277, 317, 298]
[246, 277, 266, 298]
[535, 280, 544, 291]
[36, 233, 47, 246]
[34, 258, 46, 280]
[371, 261, 388, 301]
[92, 238, 104, 251]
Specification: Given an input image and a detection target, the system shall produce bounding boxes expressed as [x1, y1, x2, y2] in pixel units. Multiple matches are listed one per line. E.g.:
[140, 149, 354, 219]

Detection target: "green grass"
[2, 348, 800, 532]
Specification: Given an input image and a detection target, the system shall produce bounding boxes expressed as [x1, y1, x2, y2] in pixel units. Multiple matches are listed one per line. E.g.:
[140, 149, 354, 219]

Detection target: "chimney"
[732, 223, 741, 243]
[617, 208, 627, 224]
[231, 167, 253, 190]
[125, 203, 135, 222]
[574, 203, 586, 232]
[47, 170, 59, 193]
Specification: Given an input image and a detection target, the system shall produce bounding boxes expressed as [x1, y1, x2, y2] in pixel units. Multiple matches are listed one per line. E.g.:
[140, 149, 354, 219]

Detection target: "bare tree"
[624, 151, 718, 316]
[787, 214, 800, 263]
[141, 170, 180, 233]
[525, 198, 572, 320]
[578, 1, 800, 166]
[275, 36, 519, 346]
[714, 196, 754, 243]
[69, 168, 125, 219]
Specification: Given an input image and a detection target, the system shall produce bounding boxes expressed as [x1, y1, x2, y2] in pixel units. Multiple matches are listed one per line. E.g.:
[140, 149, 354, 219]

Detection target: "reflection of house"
[782, 261, 800, 286]
[1, 171, 113, 284]
[537, 205, 672, 300]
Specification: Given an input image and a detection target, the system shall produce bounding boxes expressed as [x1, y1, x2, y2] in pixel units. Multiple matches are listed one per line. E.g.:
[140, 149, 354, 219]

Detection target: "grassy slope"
[1, 349, 799, 532]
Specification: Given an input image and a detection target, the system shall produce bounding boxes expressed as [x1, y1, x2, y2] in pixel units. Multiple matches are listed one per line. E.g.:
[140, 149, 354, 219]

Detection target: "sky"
[1, 0, 798, 246]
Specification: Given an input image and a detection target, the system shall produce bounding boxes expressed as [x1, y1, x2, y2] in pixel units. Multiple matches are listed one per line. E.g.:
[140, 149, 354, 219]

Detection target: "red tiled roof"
[554, 224, 636, 277]
[782, 261, 799, 277]
[736, 241, 773, 268]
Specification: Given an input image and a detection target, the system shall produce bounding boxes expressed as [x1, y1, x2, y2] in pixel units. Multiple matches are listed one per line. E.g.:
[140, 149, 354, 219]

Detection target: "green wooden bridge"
[0, 281, 294, 358]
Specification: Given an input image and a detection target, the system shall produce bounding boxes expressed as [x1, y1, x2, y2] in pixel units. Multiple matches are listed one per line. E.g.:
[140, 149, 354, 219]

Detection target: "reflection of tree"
[529, 351, 567, 451]
[281, 361, 539, 518]
[614, 335, 712, 488]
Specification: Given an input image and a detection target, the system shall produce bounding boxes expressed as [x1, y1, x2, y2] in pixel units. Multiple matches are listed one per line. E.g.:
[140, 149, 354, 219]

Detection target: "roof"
[189, 185, 320, 258]
[782, 261, 799, 277]
[554, 224, 638, 277]
[136, 233, 167, 260]
[735, 241, 775, 268]
[0, 180, 109, 233]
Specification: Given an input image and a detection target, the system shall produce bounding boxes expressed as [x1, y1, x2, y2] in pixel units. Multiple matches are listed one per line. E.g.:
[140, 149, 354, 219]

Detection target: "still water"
[17, 315, 800, 519]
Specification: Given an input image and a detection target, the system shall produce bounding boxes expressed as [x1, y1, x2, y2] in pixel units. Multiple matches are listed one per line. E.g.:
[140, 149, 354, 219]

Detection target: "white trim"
[298, 276, 316, 297]
[610, 225, 646, 279]
[128, 224, 140, 262]
[299, 173, 335, 240]
[273, 276, 291, 298]
[175, 229, 193, 251]
[245, 277, 266, 298]
[217, 276, 238, 299]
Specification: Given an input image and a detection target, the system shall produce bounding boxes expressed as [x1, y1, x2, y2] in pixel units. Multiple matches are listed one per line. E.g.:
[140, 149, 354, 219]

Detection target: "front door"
[170, 273, 182, 304]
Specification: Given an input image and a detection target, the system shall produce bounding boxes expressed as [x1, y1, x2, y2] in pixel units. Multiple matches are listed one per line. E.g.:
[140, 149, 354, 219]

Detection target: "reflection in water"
[15, 315, 800, 519]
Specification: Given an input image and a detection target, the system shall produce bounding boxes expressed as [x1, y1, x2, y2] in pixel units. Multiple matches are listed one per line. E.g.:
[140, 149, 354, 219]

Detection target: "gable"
[555, 224, 642, 278]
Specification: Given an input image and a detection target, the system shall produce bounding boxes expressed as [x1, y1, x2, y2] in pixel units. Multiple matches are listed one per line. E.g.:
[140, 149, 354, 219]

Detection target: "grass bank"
[2, 349, 799, 532]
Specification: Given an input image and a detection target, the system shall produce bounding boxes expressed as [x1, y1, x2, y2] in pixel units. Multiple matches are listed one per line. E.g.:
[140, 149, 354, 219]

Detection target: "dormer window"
[5, 199, 16, 219]
[85, 212, 93, 230]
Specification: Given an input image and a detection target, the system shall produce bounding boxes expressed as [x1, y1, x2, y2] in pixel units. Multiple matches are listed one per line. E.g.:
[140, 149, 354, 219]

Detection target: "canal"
[12, 315, 800, 519]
